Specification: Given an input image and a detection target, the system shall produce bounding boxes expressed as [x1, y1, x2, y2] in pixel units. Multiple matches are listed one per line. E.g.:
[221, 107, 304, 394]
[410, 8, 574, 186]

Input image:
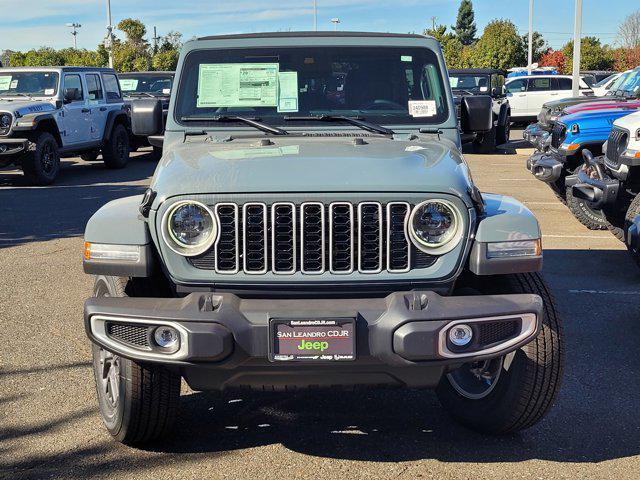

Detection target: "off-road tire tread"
[102, 124, 130, 169]
[565, 169, 607, 230]
[21, 132, 60, 185]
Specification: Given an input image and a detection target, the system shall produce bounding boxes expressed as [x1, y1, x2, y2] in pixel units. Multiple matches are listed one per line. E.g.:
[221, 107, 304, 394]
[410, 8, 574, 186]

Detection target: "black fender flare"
[102, 109, 129, 144]
[14, 114, 63, 146]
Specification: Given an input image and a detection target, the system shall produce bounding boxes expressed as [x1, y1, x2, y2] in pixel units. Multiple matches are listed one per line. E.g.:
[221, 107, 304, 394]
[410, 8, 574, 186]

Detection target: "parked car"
[568, 109, 640, 264]
[591, 72, 624, 96]
[0, 66, 129, 184]
[505, 74, 593, 121]
[449, 68, 511, 152]
[119, 71, 174, 159]
[82, 31, 563, 445]
[527, 104, 639, 229]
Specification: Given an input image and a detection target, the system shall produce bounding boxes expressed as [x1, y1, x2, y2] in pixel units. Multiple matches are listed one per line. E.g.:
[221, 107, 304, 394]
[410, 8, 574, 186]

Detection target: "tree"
[613, 46, 640, 71]
[472, 20, 522, 70]
[452, 0, 477, 46]
[117, 18, 147, 46]
[519, 31, 549, 64]
[425, 23, 468, 68]
[112, 19, 152, 72]
[539, 50, 566, 72]
[561, 37, 614, 73]
[618, 11, 640, 49]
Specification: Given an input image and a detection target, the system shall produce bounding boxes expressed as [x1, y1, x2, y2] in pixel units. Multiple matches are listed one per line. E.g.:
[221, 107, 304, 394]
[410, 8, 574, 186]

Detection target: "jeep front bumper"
[84, 290, 543, 390]
[567, 166, 620, 209]
[0, 138, 28, 157]
[527, 151, 565, 183]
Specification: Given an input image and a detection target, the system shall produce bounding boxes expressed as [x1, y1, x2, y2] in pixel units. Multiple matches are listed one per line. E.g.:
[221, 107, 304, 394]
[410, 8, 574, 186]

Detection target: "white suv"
[505, 75, 593, 121]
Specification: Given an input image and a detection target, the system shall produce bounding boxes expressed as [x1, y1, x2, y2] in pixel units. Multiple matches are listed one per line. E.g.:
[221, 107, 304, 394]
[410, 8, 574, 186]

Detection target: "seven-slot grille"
[189, 201, 436, 275]
[604, 127, 629, 168]
[551, 123, 567, 149]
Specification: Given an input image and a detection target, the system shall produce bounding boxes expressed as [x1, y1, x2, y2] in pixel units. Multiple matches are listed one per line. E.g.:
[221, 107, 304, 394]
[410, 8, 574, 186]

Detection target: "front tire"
[495, 115, 510, 146]
[473, 125, 497, 153]
[102, 124, 130, 169]
[566, 169, 607, 230]
[91, 276, 181, 445]
[21, 132, 60, 185]
[437, 272, 564, 434]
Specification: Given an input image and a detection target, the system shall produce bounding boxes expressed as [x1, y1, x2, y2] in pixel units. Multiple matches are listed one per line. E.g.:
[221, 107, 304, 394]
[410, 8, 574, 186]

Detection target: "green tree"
[117, 18, 147, 46]
[561, 37, 614, 73]
[519, 31, 549, 64]
[472, 20, 523, 70]
[426, 24, 467, 68]
[452, 0, 477, 46]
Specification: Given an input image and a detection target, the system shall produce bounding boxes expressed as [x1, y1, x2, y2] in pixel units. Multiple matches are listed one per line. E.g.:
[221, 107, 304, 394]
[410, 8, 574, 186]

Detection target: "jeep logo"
[297, 340, 329, 352]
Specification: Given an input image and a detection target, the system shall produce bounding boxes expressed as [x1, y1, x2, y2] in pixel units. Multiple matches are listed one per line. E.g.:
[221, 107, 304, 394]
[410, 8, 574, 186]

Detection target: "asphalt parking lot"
[1, 134, 639, 480]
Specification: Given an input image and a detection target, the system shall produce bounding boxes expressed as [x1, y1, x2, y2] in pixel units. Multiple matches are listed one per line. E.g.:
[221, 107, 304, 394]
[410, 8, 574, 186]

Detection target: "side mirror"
[63, 87, 79, 104]
[491, 87, 498, 97]
[460, 95, 493, 134]
[130, 98, 163, 137]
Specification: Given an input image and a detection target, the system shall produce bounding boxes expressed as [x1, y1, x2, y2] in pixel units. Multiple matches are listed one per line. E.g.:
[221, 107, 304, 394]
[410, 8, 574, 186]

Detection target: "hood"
[151, 135, 474, 202]
[543, 95, 607, 110]
[560, 107, 639, 133]
[614, 109, 640, 131]
[564, 98, 640, 115]
[0, 99, 56, 116]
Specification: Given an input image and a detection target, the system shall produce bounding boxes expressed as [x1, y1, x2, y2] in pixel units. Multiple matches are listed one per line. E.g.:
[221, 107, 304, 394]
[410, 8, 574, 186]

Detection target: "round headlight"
[408, 200, 463, 255]
[162, 200, 217, 256]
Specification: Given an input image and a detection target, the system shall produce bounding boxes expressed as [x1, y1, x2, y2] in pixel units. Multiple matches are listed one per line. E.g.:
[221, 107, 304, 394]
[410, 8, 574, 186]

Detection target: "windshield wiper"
[180, 115, 288, 135]
[284, 115, 394, 135]
[127, 92, 156, 98]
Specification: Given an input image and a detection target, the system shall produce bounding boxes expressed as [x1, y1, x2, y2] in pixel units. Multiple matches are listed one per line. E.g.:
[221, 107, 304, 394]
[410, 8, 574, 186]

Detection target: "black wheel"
[565, 168, 607, 230]
[548, 177, 567, 205]
[148, 146, 163, 161]
[473, 125, 497, 153]
[21, 132, 60, 185]
[495, 115, 511, 146]
[91, 276, 181, 445]
[437, 272, 564, 434]
[80, 150, 100, 162]
[102, 124, 130, 169]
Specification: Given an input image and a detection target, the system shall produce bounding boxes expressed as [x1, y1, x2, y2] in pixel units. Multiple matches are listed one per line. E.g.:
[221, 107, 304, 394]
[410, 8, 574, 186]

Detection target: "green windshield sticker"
[119, 79, 139, 91]
[277, 71, 299, 112]
[197, 63, 279, 108]
[0, 76, 12, 90]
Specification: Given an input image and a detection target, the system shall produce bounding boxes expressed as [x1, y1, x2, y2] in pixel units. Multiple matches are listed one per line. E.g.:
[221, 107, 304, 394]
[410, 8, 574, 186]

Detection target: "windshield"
[593, 73, 617, 88]
[0, 71, 59, 97]
[174, 46, 449, 127]
[615, 71, 640, 97]
[119, 74, 173, 95]
[449, 74, 491, 94]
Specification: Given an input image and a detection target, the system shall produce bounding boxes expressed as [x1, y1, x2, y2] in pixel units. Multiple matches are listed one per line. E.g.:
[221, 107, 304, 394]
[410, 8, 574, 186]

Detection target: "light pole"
[105, 0, 114, 68]
[527, 0, 533, 75]
[66, 23, 81, 49]
[572, 0, 583, 97]
[331, 18, 340, 31]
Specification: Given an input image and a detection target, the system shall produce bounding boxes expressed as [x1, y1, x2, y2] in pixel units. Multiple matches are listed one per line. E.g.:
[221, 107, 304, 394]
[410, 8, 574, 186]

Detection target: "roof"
[0, 66, 116, 73]
[448, 68, 505, 75]
[196, 31, 430, 41]
[119, 71, 175, 76]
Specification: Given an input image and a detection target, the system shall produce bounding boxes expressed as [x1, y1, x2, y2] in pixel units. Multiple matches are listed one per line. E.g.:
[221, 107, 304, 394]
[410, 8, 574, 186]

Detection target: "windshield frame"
[172, 45, 452, 130]
[0, 70, 60, 98]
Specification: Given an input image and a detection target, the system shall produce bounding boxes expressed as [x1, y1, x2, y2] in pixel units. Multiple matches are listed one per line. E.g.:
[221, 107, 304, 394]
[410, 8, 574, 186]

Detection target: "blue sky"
[0, 0, 634, 52]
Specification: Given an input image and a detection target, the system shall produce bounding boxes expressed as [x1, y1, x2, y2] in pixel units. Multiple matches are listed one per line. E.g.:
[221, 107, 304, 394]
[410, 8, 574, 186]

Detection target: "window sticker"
[0, 76, 11, 90]
[162, 88, 171, 95]
[197, 63, 279, 108]
[10, 79, 18, 89]
[119, 79, 139, 91]
[408, 100, 437, 117]
[44, 88, 55, 95]
[401, 55, 413, 62]
[479, 86, 489, 92]
[277, 71, 299, 113]
[449, 77, 459, 88]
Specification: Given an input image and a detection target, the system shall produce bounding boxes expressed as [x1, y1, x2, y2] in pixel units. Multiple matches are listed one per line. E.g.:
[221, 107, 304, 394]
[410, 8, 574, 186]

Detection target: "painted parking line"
[569, 289, 640, 295]
[542, 234, 613, 239]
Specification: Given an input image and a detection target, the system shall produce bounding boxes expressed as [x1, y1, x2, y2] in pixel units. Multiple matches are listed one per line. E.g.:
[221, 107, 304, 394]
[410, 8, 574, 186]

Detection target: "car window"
[528, 78, 551, 92]
[0, 71, 59, 97]
[101, 73, 122, 101]
[557, 78, 573, 90]
[86, 74, 104, 102]
[64, 74, 84, 101]
[505, 79, 526, 93]
[594, 74, 616, 88]
[491, 74, 504, 90]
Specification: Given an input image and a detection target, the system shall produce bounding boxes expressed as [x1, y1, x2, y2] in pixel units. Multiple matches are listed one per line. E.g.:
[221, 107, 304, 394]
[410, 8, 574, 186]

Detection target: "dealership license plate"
[269, 318, 356, 362]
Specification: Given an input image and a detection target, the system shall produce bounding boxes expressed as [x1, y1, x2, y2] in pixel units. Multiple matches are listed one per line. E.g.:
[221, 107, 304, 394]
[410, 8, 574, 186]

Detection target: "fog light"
[449, 324, 473, 347]
[154, 326, 180, 350]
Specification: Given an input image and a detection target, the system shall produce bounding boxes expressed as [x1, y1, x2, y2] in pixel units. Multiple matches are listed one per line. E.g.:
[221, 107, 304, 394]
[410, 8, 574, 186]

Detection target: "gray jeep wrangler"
[83, 32, 563, 445]
[0, 67, 129, 184]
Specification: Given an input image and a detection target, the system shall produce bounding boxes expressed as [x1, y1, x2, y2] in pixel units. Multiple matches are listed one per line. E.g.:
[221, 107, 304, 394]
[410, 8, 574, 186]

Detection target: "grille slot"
[386, 202, 411, 272]
[242, 203, 268, 274]
[271, 202, 296, 274]
[477, 320, 520, 346]
[358, 202, 383, 273]
[329, 202, 354, 273]
[106, 322, 151, 349]
[188, 201, 445, 275]
[605, 127, 629, 168]
[551, 123, 566, 149]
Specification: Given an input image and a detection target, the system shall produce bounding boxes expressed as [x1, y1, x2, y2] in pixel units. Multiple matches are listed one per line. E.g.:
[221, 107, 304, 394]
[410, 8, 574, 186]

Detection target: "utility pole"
[313, 0, 317, 31]
[527, 0, 533, 75]
[105, 0, 114, 68]
[431, 16, 437, 31]
[66, 23, 81, 49]
[572, 0, 583, 97]
[152, 26, 161, 54]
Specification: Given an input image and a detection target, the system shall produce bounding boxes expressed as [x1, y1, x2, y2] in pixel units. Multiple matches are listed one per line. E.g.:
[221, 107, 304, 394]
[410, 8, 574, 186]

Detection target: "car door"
[505, 78, 528, 118]
[555, 77, 574, 99]
[525, 77, 553, 116]
[61, 73, 90, 146]
[85, 73, 107, 141]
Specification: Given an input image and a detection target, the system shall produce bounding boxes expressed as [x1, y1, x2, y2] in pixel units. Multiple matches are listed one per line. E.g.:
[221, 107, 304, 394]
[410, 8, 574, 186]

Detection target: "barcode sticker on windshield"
[408, 100, 437, 117]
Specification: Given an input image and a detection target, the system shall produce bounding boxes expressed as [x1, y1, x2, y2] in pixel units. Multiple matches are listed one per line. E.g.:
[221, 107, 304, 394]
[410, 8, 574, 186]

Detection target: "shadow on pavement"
[0, 153, 156, 248]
